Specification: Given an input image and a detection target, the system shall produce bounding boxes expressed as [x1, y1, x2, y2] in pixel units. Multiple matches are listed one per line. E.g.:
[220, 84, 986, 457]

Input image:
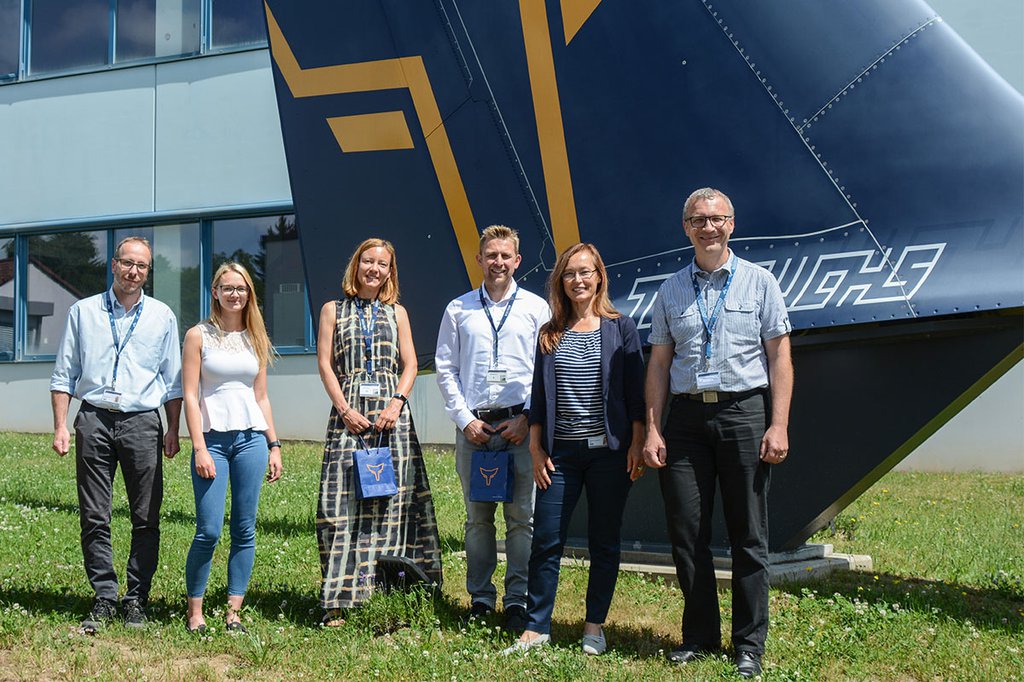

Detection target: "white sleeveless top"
[198, 322, 269, 433]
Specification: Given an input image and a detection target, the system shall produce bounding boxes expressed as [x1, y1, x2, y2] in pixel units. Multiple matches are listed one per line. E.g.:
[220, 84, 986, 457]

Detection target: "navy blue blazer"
[528, 315, 646, 454]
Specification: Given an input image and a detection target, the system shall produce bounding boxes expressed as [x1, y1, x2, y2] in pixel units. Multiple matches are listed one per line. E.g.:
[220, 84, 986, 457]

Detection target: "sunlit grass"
[0, 431, 1021, 680]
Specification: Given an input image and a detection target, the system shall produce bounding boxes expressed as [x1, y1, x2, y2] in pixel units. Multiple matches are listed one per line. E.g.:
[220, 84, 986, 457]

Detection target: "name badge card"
[696, 371, 722, 391]
[587, 435, 607, 449]
[486, 368, 508, 385]
[101, 389, 123, 407]
[359, 382, 382, 398]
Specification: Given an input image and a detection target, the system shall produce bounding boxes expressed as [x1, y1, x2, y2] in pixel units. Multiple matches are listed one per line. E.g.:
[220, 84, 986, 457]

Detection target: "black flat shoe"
[735, 650, 763, 678]
[226, 621, 248, 634]
[185, 622, 207, 635]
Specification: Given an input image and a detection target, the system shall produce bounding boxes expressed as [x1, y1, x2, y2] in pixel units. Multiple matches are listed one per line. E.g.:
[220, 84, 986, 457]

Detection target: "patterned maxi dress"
[317, 298, 443, 610]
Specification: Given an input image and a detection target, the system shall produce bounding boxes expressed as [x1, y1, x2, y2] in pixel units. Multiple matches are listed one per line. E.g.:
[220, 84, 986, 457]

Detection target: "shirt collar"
[107, 286, 145, 315]
[690, 250, 735, 279]
[481, 280, 518, 305]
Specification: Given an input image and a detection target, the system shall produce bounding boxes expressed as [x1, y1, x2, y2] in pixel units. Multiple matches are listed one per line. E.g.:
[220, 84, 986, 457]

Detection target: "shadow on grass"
[3, 491, 315, 539]
[775, 570, 1024, 634]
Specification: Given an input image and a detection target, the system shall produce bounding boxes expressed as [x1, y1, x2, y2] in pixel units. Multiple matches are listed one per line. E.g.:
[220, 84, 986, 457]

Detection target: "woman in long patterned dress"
[315, 237, 442, 624]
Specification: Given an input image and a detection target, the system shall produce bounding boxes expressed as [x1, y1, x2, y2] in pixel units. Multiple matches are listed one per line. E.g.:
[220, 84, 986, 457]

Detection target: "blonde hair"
[538, 243, 620, 354]
[114, 236, 152, 262]
[341, 238, 399, 304]
[209, 262, 275, 368]
[479, 225, 520, 254]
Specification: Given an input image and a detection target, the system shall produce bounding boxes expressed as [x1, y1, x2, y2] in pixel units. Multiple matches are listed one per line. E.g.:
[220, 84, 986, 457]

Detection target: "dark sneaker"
[467, 600, 494, 621]
[122, 599, 148, 629]
[503, 604, 528, 635]
[81, 597, 119, 634]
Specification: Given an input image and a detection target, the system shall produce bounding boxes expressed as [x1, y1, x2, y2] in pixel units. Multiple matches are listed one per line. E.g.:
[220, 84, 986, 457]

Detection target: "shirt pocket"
[723, 299, 759, 338]
[669, 304, 702, 342]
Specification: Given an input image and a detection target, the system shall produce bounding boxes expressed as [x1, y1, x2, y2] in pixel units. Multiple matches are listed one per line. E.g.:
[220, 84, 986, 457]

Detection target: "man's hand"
[52, 427, 71, 457]
[494, 414, 528, 446]
[164, 431, 181, 459]
[642, 429, 667, 469]
[463, 419, 495, 446]
[760, 424, 789, 464]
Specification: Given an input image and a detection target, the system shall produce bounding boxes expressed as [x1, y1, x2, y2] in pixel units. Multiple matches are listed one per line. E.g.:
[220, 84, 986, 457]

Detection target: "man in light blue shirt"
[643, 188, 793, 678]
[50, 236, 182, 633]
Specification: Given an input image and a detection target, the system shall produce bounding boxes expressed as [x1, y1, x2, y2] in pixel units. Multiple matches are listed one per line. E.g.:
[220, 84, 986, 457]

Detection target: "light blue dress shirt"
[648, 254, 791, 394]
[50, 288, 183, 412]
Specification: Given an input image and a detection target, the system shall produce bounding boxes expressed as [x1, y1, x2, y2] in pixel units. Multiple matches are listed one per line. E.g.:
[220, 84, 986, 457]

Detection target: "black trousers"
[658, 391, 771, 654]
[74, 403, 164, 604]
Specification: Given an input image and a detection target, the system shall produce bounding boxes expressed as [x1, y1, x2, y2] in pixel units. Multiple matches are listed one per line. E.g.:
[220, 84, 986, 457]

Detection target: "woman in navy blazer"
[505, 243, 645, 656]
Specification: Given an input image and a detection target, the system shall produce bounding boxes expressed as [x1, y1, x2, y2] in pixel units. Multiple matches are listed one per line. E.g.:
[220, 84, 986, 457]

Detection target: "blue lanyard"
[479, 286, 517, 366]
[105, 292, 144, 390]
[355, 298, 379, 374]
[690, 259, 735, 365]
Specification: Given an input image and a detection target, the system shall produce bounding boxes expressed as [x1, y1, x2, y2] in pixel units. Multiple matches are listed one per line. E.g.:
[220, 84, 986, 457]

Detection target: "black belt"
[472, 403, 526, 422]
[83, 401, 153, 416]
[674, 388, 765, 405]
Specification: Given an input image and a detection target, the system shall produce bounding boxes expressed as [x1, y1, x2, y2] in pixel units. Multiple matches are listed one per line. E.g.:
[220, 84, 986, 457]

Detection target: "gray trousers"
[455, 426, 535, 609]
[74, 403, 164, 604]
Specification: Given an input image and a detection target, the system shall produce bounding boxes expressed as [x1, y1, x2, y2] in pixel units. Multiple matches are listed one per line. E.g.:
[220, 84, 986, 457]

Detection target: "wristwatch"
[393, 392, 408, 405]
[267, 440, 282, 450]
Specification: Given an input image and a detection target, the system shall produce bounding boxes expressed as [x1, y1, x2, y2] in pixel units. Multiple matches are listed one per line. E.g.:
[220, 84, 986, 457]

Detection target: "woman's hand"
[267, 446, 283, 483]
[627, 441, 646, 481]
[341, 407, 371, 434]
[373, 398, 404, 432]
[194, 447, 216, 479]
[531, 447, 555, 490]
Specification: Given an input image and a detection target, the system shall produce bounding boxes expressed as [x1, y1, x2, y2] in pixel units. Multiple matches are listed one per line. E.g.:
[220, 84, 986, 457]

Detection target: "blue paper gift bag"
[469, 450, 514, 502]
[353, 432, 398, 500]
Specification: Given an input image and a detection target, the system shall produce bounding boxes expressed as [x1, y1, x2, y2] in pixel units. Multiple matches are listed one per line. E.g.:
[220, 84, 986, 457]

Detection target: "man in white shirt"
[435, 225, 550, 632]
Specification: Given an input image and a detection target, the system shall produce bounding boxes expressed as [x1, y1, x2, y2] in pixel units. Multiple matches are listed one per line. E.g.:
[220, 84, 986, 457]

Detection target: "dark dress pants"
[659, 392, 771, 654]
[74, 403, 164, 604]
[525, 439, 632, 634]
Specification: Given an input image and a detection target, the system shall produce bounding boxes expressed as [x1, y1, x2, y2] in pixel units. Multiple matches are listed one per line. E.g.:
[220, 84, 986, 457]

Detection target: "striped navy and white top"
[553, 328, 605, 440]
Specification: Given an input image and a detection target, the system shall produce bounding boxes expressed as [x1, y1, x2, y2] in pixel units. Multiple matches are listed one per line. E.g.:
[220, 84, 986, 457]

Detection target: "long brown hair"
[209, 262, 275, 368]
[341, 238, 400, 304]
[538, 243, 620, 354]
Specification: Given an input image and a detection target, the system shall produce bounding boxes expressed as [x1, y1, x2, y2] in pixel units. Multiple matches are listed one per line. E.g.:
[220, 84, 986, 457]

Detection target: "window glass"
[30, 0, 110, 75]
[211, 0, 266, 49]
[0, 238, 14, 359]
[212, 215, 305, 347]
[115, 224, 200, 342]
[0, 0, 19, 80]
[25, 231, 109, 356]
[116, 0, 201, 63]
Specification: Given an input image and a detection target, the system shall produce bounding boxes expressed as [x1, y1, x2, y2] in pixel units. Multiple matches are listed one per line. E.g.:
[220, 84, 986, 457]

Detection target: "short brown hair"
[479, 225, 520, 254]
[114, 236, 152, 262]
[341, 238, 400, 304]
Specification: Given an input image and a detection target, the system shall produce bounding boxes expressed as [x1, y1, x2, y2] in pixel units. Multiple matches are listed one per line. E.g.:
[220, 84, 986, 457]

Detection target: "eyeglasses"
[217, 285, 250, 296]
[562, 269, 598, 282]
[685, 215, 733, 229]
[115, 258, 150, 273]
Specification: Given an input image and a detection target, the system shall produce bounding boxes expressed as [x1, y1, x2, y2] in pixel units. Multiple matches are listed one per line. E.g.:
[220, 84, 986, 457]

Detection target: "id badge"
[101, 389, 123, 407]
[696, 371, 722, 391]
[587, 435, 607, 449]
[359, 382, 382, 398]
[486, 367, 508, 385]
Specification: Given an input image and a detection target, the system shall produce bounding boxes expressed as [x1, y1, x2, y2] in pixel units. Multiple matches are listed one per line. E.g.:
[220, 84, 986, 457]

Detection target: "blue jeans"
[455, 427, 535, 609]
[525, 439, 632, 634]
[185, 429, 268, 598]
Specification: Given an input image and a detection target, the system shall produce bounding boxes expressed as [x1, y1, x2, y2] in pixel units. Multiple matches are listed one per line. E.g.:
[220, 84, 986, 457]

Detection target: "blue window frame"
[0, 208, 314, 362]
[0, 0, 20, 81]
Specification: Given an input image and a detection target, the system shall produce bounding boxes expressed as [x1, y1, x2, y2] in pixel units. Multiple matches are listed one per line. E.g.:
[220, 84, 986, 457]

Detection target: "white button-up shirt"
[435, 281, 550, 430]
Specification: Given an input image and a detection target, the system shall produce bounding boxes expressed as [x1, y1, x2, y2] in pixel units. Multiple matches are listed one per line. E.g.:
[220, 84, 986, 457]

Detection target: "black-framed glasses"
[562, 269, 598, 282]
[685, 215, 733, 229]
[115, 258, 150, 273]
[217, 285, 250, 296]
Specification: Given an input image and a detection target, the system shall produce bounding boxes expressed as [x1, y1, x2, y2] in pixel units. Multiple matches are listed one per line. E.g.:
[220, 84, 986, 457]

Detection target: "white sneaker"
[582, 629, 607, 656]
[501, 633, 551, 655]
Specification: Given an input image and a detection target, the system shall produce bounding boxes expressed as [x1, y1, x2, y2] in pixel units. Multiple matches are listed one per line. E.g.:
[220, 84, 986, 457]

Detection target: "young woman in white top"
[182, 262, 283, 634]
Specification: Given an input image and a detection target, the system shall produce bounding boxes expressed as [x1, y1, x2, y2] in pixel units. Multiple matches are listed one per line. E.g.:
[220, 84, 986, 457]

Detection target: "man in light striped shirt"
[643, 188, 793, 678]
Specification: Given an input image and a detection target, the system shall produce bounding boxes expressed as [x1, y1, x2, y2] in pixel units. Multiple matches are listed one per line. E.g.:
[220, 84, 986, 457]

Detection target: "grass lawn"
[0, 431, 1021, 680]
